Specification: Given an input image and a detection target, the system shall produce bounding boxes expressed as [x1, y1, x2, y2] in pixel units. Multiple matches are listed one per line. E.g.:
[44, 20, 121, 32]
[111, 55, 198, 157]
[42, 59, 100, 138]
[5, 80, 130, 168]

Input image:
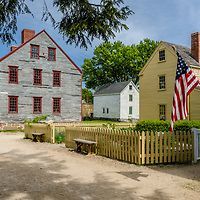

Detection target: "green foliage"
[102, 122, 116, 129]
[173, 120, 200, 131]
[55, 132, 65, 144]
[82, 39, 159, 89]
[135, 120, 170, 132]
[135, 120, 200, 132]
[0, 0, 33, 44]
[24, 115, 49, 124]
[82, 88, 93, 104]
[1, 0, 133, 48]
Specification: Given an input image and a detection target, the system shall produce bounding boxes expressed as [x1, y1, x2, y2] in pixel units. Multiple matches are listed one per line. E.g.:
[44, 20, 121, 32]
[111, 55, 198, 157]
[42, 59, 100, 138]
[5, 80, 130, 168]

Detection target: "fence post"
[192, 128, 199, 163]
[52, 125, 55, 144]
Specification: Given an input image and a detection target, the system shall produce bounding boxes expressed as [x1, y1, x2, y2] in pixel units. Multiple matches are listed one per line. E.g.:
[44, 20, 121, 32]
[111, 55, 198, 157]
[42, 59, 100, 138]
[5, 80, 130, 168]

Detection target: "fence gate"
[192, 128, 200, 163]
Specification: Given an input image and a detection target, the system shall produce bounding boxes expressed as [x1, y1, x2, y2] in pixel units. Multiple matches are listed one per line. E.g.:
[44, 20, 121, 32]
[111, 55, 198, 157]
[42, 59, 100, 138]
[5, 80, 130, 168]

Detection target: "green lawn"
[81, 119, 135, 127]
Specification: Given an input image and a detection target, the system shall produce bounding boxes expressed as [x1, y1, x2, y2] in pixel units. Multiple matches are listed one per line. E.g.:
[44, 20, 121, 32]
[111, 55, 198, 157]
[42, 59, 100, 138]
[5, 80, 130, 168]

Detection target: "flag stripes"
[170, 52, 199, 131]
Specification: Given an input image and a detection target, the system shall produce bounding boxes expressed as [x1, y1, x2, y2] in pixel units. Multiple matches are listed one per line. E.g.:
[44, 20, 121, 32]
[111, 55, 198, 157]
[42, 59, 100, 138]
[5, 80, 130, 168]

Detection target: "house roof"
[163, 42, 200, 67]
[94, 80, 136, 95]
[0, 30, 82, 74]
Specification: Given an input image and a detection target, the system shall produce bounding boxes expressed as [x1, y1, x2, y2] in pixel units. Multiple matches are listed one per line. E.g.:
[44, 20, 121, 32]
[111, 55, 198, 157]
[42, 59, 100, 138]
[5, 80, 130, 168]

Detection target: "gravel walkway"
[0, 132, 199, 200]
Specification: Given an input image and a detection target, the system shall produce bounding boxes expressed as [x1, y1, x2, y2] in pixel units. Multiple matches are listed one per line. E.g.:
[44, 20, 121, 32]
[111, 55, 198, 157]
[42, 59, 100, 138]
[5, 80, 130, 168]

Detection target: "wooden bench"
[73, 139, 97, 154]
[32, 133, 45, 142]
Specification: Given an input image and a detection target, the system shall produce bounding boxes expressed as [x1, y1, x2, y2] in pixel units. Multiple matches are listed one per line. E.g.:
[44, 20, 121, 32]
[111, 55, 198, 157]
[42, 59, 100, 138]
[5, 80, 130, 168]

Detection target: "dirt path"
[0, 133, 199, 200]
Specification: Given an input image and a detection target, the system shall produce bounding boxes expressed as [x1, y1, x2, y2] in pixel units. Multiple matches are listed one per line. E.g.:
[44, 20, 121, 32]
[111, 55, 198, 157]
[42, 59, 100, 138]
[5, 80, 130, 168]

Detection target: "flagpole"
[188, 95, 190, 120]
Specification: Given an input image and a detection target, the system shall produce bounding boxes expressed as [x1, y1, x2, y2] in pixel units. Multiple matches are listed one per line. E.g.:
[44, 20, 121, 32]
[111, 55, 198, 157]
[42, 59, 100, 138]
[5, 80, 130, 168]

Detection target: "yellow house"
[139, 32, 200, 121]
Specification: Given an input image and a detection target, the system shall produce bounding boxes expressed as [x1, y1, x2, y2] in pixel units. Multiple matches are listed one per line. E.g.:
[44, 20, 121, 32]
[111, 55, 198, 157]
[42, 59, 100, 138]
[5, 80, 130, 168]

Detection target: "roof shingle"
[164, 42, 200, 67]
[94, 80, 136, 95]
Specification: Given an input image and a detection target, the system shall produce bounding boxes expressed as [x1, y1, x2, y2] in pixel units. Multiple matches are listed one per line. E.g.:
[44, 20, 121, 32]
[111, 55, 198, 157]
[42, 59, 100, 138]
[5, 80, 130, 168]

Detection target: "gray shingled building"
[0, 29, 82, 122]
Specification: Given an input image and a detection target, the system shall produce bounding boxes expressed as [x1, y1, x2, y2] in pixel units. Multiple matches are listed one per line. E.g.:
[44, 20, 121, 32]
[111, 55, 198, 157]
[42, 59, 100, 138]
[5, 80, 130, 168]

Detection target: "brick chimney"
[10, 46, 18, 51]
[191, 32, 200, 63]
[21, 29, 35, 44]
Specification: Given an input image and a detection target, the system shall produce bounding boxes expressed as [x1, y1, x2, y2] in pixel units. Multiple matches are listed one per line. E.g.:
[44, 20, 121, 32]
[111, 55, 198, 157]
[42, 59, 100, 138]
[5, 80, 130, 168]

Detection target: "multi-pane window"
[33, 69, 42, 85]
[53, 70, 61, 87]
[53, 98, 61, 114]
[31, 44, 39, 59]
[159, 104, 166, 120]
[9, 66, 18, 84]
[129, 106, 132, 115]
[129, 85, 132, 90]
[129, 95, 133, 102]
[159, 75, 166, 90]
[159, 50, 165, 61]
[8, 96, 18, 113]
[48, 47, 56, 61]
[33, 97, 42, 113]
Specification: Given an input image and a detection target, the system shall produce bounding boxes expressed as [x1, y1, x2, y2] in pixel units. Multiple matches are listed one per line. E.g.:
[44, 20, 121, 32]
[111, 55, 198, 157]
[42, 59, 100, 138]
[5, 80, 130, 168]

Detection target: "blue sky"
[1, 0, 200, 67]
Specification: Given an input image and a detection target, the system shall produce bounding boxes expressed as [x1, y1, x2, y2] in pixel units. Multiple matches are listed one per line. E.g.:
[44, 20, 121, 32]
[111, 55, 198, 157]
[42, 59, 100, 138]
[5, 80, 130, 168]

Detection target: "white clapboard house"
[93, 80, 139, 121]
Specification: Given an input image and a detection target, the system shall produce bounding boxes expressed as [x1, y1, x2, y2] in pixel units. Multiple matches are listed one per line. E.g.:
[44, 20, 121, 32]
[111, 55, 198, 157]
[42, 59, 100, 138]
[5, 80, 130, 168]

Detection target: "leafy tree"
[0, 0, 133, 48]
[82, 39, 159, 89]
[82, 88, 93, 104]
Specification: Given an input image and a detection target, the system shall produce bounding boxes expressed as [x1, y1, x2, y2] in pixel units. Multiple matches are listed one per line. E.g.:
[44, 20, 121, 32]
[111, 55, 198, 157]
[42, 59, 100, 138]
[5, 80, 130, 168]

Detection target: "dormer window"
[159, 50, 165, 61]
[30, 44, 39, 59]
[48, 47, 56, 61]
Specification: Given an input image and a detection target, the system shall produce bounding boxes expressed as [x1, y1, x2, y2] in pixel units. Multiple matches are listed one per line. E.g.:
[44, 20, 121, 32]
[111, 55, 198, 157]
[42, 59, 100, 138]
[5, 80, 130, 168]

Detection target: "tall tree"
[82, 39, 159, 89]
[0, 0, 133, 48]
[82, 88, 93, 104]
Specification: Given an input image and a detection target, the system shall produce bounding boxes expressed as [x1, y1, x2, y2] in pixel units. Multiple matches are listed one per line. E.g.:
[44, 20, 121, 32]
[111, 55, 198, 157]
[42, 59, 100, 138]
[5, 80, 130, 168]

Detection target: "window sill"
[8, 112, 18, 114]
[53, 112, 61, 116]
[158, 60, 166, 63]
[9, 82, 18, 84]
[33, 84, 42, 86]
[158, 89, 166, 91]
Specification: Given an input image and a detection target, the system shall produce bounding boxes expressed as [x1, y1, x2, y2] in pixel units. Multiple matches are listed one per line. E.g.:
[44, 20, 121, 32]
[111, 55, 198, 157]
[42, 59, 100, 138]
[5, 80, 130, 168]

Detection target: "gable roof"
[139, 41, 200, 76]
[94, 80, 137, 95]
[164, 42, 200, 67]
[0, 30, 82, 74]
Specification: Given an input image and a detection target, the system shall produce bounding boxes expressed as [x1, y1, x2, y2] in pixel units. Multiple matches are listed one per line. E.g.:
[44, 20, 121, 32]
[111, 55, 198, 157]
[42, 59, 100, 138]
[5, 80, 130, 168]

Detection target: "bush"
[55, 132, 65, 144]
[24, 115, 49, 124]
[135, 120, 170, 132]
[173, 120, 200, 131]
[135, 120, 200, 132]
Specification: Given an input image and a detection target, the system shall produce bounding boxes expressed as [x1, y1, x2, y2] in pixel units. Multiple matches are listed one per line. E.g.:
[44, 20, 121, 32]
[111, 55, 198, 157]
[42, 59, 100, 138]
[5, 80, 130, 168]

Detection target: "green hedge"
[134, 120, 200, 132]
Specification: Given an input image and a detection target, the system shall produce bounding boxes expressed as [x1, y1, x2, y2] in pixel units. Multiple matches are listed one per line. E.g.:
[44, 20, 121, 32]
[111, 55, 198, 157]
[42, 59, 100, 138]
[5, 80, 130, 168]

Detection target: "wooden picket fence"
[64, 127, 194, 165]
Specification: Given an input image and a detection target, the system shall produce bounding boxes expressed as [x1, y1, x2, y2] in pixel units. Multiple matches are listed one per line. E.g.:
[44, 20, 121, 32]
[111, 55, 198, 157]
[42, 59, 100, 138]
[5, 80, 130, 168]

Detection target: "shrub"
[24, 115, 49, 124]
[55, 132, 65, 144]
[134, 120, 170, 132]
[173, 120, 200, 131]
[134, 120, 200, 132]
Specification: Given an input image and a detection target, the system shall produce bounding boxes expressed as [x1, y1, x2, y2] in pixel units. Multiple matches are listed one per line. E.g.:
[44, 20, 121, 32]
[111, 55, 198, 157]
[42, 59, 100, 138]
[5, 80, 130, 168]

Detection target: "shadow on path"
[149, 162, 200, 182]
[0, 149, 172, 200]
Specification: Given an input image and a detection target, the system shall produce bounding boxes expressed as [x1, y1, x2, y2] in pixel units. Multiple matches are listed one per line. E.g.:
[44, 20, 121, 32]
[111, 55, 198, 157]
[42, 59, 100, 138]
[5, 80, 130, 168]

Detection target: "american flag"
[170, 52, 199, 131]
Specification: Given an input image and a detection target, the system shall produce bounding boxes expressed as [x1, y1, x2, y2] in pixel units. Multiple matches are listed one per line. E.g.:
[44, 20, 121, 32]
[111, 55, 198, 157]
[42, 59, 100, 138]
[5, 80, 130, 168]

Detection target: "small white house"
[93, 80, 139, 121]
